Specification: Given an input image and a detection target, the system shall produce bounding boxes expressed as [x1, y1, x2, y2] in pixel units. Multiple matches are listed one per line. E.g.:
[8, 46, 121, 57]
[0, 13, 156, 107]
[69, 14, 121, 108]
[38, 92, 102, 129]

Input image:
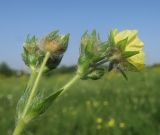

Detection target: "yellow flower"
[96, 124, 102, 130]
[107, 118, 115, 127]
[119, 122, 125, 128]
[127, 51, 144, 70]
[93, 101, 99, 108]
[96, 118, 103, 124]
[108, 29, 144, 71]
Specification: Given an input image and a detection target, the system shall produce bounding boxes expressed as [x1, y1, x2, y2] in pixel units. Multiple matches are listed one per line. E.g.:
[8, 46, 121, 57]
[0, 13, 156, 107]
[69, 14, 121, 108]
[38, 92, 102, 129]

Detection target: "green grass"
[0, 67, 160, 135]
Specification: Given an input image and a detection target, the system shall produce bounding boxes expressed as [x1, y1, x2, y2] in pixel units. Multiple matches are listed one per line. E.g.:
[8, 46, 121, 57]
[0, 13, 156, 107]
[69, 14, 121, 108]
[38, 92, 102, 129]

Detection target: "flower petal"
[127, 51, 144, 70]
[126, 37, 144, 51]
[114, 30, 138, 44]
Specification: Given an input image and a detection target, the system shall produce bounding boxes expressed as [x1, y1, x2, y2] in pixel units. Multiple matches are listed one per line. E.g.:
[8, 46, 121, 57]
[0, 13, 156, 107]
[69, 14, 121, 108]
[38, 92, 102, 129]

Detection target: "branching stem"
[12, 52, 50, 135]
[13, 53, 80, 135]
[91, 58, 108, 67]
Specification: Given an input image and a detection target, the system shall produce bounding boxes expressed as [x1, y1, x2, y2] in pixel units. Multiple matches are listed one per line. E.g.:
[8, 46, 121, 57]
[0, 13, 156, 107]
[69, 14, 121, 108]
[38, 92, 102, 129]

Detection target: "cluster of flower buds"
[15, 29, 144, 134]
[22, 29, 144, 79]
[18, 31, 70, 123]
[77, 29, 144, 80]
[22, 30, 70, 71]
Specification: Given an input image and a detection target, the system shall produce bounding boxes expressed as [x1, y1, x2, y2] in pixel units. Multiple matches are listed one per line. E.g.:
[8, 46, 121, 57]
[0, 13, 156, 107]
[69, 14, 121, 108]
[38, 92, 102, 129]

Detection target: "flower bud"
[41, 31, 69, 55]
[78, 30, 107, 77]
[22, 35, 44, 70]
[41, 31, 70, 70]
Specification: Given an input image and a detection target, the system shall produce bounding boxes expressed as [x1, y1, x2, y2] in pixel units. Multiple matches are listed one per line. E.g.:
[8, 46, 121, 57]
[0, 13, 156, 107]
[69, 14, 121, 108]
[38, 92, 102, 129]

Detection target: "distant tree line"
[0, 62, 15, 76]
[45, 65, 76, 76]
[1, 62, 160, 77]
[0, 62, 76, 77]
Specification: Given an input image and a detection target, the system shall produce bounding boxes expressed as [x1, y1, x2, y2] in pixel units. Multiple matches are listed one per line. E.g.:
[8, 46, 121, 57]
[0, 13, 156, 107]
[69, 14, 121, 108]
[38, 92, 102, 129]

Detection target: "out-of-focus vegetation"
[0, 62, 15, 76]
[0, 63, 160, 135]
[0, 62, 26, 77]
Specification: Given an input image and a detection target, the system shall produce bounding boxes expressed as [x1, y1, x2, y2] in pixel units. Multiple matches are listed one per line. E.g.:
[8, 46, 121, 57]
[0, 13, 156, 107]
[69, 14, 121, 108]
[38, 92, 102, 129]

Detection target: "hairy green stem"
[12, 52, 50, 135]
[22, 52, 50, 118]
[60, 74, 80, 95]
[12, 120, 25, 135]
[91, 58, 108, 67]
[26, 70, 38, 90]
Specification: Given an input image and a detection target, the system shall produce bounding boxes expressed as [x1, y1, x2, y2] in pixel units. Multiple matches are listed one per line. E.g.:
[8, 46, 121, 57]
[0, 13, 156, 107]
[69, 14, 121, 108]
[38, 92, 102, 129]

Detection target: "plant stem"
[21, 52, 50, 118]
[60, 74, 80, 95]
[12, 120, 25, 135]
[12, 52, 50, 135]
[26, 70, 38, 90]
[91, 58, 109, 67]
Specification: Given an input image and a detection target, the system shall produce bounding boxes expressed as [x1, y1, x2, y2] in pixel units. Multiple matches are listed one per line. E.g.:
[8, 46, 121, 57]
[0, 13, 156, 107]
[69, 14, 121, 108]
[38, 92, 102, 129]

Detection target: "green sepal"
[80, 31, 88, 54]
[121, 61, 139, 72]
[46, 55, 63, 70]
[97, 42, 108, 52]
[77, 55, 90, 76]
[25, 35, 37, 48]
[117, 37, 128, 51]
[60, 33, 70, 49]
[86, 68, 105, 80]
[108, 29, 118, 46]
[117, 67, 128, 80]
[96, 42, 109, 58]
[122, 51, 139, 58]
[46, 30, 59, 41]
[108, 61, 114, 72]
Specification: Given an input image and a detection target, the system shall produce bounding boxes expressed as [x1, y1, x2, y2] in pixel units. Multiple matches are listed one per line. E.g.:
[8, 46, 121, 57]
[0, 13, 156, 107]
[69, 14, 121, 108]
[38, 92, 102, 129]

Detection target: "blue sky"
[0, 0, 160, 69]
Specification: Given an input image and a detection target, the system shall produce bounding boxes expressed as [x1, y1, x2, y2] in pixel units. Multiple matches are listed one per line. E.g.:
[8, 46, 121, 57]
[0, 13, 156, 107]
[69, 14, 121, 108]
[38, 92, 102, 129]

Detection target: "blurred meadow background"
[0, 0, 160, 135]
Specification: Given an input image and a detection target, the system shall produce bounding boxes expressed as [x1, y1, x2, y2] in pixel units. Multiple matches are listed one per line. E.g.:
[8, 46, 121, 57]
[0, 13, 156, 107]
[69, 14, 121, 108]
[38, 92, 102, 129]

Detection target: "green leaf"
[35, 90, 62, 115]
[123, 51, 139, 58]
[26, 89, 63, 120]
